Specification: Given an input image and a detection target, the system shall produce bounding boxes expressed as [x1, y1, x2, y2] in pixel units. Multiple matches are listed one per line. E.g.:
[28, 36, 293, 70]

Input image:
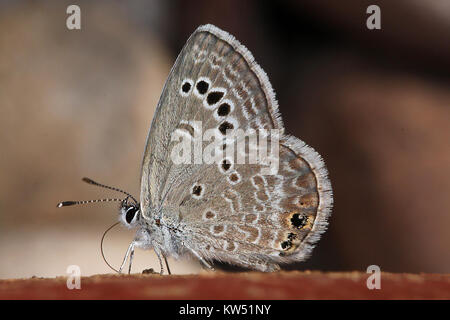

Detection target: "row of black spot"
[182, 79, 234, 135]
[192, 80, 235, 178]
[184, 79, 237, 199]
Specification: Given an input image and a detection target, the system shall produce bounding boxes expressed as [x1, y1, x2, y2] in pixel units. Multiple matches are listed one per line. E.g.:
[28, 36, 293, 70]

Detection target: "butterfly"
[58, 24, 333, 274]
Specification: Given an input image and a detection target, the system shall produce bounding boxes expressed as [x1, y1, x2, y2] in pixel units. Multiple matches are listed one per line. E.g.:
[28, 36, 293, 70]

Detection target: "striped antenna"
[81, 177, 138, 204]
[57, 198, 123, 208]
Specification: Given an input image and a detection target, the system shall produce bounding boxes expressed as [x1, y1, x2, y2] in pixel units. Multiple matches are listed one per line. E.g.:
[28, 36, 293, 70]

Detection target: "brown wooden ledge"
[0, 271, 449, 300]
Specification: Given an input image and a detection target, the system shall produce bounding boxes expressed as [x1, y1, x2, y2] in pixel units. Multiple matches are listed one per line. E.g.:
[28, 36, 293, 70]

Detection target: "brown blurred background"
[0, 0, 449, 279]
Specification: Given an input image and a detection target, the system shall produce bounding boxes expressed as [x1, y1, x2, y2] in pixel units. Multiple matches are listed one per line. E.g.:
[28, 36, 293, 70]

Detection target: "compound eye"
[125, 207, 137, 224]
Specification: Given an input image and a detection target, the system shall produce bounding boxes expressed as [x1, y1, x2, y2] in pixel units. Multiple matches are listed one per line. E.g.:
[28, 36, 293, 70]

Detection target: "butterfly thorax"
[133, 204, 186, 258]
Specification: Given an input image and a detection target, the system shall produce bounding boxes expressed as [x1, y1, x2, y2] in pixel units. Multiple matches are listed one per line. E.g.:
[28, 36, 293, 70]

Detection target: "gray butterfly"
[59, 24, 333, 274]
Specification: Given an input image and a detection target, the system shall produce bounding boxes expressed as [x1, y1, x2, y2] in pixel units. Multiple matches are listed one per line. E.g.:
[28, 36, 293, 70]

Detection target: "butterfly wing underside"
[140, 25, 332, 270]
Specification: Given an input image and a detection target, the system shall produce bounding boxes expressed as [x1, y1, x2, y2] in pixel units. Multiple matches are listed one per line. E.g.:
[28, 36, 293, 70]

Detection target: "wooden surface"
[1, 271, 449, 299]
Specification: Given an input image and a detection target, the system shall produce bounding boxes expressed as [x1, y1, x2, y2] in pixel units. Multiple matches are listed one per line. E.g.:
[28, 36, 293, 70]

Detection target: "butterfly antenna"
[81, 177, 138, 204]
[56, 198, 123, 208]
[101, 222, 120, 273]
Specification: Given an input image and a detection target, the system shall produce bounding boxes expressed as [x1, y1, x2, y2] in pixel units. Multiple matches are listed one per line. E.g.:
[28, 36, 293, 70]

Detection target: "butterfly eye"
[125, 207, 137, 224]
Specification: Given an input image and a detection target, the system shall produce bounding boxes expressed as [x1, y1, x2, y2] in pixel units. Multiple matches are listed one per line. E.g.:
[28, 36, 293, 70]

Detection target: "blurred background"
[0, 0, 449, 279]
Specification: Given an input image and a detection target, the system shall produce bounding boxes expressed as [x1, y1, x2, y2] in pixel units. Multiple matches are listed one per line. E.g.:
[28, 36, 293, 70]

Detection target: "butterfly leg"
[152, 245, 165, 275]
[163, 253, 172, 275]
[128, 246, 135, 274]
[119, 241, 135, 274]
[187, 246, 215, 271]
